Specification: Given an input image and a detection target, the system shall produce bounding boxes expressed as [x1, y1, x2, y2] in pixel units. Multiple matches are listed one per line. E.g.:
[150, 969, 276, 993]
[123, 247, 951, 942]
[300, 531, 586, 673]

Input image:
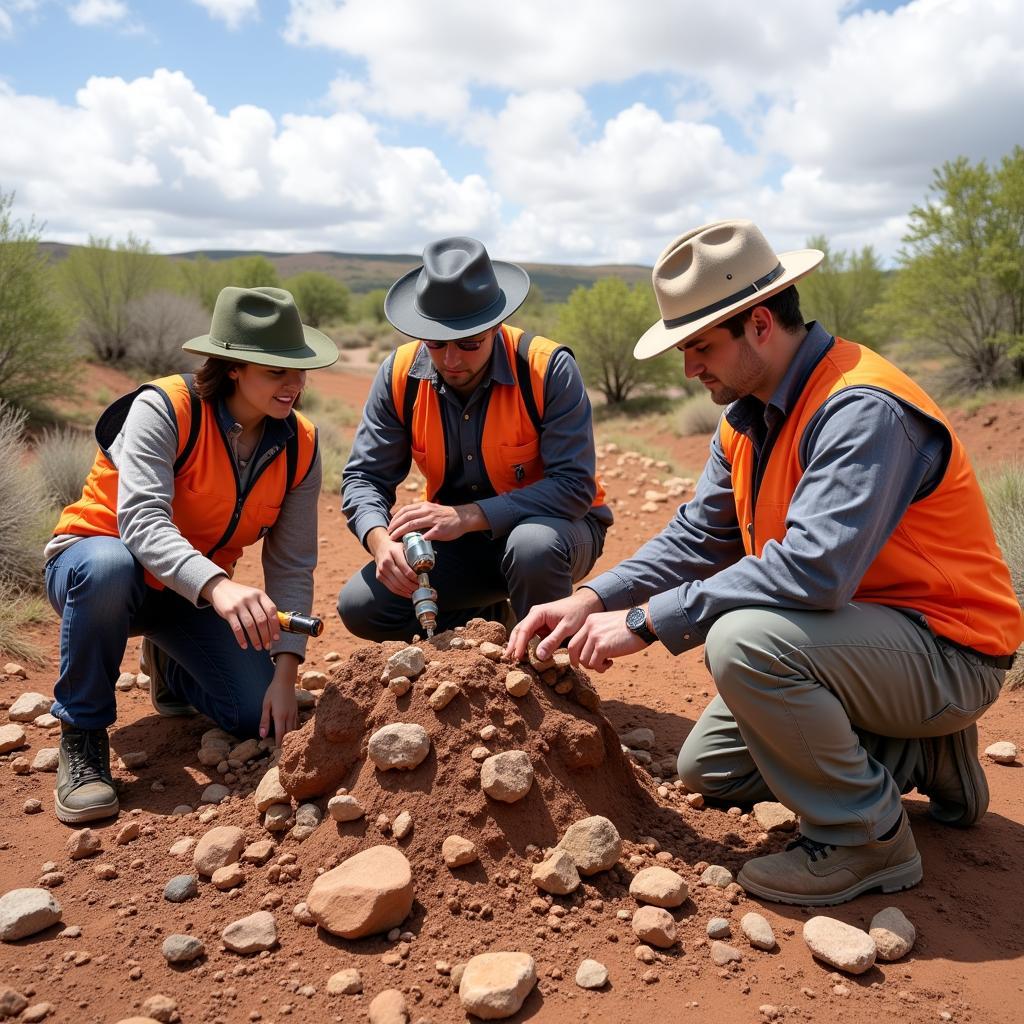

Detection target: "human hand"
[367, 528, 418, 597]
[388, 501, 483, 543]
[203, 577, 279, 651]
[506, 588, 604, 662]
[259, 661, 299, 741]
[566, 609, 649, 673]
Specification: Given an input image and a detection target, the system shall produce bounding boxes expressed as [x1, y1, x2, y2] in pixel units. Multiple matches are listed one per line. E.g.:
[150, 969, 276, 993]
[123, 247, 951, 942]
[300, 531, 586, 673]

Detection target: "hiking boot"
[917, 723, 989, 827]
[55, 724, 119, 825]
[141, 638, 195, 718]
[737, 812, 922, 906]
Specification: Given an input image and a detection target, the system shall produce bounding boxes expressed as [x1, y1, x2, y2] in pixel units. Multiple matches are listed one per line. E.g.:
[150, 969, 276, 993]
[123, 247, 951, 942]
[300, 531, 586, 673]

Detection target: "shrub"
[317, 420, 351, 495]
[0, 583, 47, 663]
[284, 271, 350, 328]
[35, 426, 96, 509]
[982, 463, 1024, 688]
[677, 392, 722, 436]
[0, 402, 49, 594]
[122, 290, 207, 375]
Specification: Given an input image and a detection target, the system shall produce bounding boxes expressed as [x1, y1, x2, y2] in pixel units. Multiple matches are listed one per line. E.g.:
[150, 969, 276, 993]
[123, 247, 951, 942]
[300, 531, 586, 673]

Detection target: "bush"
[122, 290, 207, 375]
[317, 420, 351, 495]
[982, 463, 1024, 688]
[677, 392, 722, 436]
[0, 402, 48, 593]
[284, 272, 351, 328]
[35, 427, 96, 509]
[0, 583, 47, 663]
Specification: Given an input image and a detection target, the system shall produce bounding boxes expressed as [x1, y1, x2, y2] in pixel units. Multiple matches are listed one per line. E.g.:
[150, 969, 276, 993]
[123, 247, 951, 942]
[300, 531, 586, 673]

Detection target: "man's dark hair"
[719, 285, 804, 337]
[194, 357, 243, 402]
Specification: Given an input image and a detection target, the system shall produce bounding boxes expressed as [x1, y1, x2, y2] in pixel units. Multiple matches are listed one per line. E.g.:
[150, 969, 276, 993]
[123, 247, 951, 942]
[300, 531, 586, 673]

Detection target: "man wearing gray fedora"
[338, 236, 612, 641]
[510, 220, 1022, 906]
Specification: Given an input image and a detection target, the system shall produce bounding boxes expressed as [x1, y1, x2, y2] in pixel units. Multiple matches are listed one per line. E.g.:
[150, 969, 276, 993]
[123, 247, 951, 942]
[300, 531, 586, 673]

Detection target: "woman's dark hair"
[720, 284, 804, 337]
[194, 358, 244, 402]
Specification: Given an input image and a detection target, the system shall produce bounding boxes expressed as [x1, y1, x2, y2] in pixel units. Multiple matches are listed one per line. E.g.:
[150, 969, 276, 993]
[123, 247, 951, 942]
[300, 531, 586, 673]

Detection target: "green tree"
[356, 287, 388, 324]
[798, 235, 887, 349]
[880, 147, 1024, 389]
[284, 271, 350, 327]
[222, 254, 280, 289]
[177, 254, 226, 311]
[59, 234, 173, 363]
[556, 278, 673, 405]
[0, 191, 76, 411]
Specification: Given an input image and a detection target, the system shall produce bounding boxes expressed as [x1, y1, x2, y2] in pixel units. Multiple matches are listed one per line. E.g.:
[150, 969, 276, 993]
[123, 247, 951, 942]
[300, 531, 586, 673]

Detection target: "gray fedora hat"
[182, 286, 339, 369]
[384, 236, 531, 341]
[634, 220, 824, 360]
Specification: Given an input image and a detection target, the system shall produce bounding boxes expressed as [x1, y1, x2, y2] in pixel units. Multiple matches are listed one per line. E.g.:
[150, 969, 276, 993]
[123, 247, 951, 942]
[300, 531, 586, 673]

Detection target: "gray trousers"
[338, 514, 606, 642]
[677, 603, 1004, 845]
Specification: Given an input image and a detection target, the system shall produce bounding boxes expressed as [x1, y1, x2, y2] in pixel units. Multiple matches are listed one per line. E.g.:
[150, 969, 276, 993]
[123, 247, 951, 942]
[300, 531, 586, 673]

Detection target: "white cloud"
[68, 0, 128, 26]
[190, 0, 258, 30]
[0, 0, 41, 36]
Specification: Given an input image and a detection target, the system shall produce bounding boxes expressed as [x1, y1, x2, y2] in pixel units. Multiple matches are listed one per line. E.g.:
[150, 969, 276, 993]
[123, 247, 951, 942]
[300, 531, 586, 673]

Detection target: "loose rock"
[141, 995, 177, 1023]
[442, 835, 479, 868]
[264, 803, 293, 831]
[803, 916, 877, 974]
[193, 825, 246, 877]
[741, 912, 776, 950]
[254, 766, 290, 812]
[459, 951, 538, 1020]
[869, 906, 916, 961]
[575, 958, 608, 989]
[221, 910, 278, 953]
[984, 740, 1018, 765]
[531, 850, 580, 895]
[326, 968, 363, 995]
[700, 864, 734, 888]
[328, 794, 366, 822]
[706, 917, 731, 940]
[163, 875, 198, 903]
[504, 669, 531, 697]
[631, 906, 677, 948]
[619, 727, 655, 751]
[368, 988, 409, 1024]
[428, 680, 460, 710]
[8, 693, 50, 722]
[557, 816, 622, 875]
[212, 863, 245, 890]
[385, 646, 425, 680]
[367, 723, 431, 770]
[0, 888, 62, 941]
[66, 829, 102, 860]
[162, 934, 205, 964]
[711, 940, 743, 966]
[629, 866, 688, 908]
[201, 783, 230, 804]
[753, 801, 798, 832]
[480, 750, 534, 803]
[0, 724, 26, 754]
[31, 748, 59, 772]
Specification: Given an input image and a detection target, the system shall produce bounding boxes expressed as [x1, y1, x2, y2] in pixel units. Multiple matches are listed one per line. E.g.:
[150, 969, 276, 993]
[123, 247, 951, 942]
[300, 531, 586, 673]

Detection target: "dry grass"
[677, 392, 722, 436]
[982, 462, 1024, 687]
[35, 426, 96, 508]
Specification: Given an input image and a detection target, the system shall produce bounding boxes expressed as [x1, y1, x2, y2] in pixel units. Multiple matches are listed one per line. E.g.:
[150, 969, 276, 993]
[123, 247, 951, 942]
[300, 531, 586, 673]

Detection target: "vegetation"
[122, 290, 207, 375]
[0, 403, 50, 593]
[557, 278, 673, 405]
[284, 271, 350, 328]
[0, 191, 77, 412]
[982, 463, 1024, 688]
[35, 426, 96, 509]
[677, 392, 722, 436]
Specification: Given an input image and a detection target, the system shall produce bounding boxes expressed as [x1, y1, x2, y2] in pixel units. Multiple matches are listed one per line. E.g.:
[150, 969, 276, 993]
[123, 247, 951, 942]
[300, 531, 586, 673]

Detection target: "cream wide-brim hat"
[634, 220, 824, 360]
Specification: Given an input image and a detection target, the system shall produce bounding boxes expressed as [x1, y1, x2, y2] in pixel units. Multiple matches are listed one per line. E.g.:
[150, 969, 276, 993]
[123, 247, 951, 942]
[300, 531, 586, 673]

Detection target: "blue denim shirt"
[585, 322, 949, 654]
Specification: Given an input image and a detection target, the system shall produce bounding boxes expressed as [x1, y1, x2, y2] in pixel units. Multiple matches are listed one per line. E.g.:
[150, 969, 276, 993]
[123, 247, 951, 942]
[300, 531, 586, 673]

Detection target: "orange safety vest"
[719, 338, 1024, 656]
[53, 374, 318, 588]
[390, 325, 607, 508]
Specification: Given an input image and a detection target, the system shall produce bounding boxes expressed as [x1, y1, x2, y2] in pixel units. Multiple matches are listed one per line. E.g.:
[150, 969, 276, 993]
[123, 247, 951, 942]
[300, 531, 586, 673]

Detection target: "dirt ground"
[1, 363, 1022, 1024]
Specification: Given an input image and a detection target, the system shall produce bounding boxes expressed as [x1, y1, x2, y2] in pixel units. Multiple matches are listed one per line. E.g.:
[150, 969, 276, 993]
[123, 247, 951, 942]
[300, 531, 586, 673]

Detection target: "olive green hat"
[182, 286, 339, 369]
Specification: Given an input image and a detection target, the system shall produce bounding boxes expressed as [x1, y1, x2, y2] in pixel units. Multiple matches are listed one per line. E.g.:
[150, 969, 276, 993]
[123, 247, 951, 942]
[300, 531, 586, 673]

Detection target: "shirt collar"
[725, 321, 835, 432]
[408, 324, 515, 389]
[215, 396, 295, 446]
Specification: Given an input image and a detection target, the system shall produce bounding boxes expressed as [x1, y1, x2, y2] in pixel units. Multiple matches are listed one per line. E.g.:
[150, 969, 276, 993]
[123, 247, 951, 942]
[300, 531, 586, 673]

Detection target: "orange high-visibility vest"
[719, 338, 1024, 656]
[53, 374, 318, 588]
[390, 325, 607, 507]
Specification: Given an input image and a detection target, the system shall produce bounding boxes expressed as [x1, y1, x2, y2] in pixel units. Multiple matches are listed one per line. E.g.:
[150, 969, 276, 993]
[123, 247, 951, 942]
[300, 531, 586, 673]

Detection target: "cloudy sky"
[1, 0, 1020, 265]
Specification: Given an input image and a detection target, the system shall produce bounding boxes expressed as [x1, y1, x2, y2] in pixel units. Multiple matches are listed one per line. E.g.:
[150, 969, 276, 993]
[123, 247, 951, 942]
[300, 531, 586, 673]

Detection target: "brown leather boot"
[737, 812, 922, 906]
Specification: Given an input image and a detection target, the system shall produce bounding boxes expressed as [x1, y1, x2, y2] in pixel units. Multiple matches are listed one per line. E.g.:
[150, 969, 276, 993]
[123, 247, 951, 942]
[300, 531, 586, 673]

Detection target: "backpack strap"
[173, 373, 203, 474]
[402, 374, 420, 429]
[513, 331, 543, 434]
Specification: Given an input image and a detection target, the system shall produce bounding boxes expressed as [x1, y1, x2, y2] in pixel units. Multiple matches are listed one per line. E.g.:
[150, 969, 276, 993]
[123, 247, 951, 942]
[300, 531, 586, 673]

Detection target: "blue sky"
[1, 0, 1021, 264]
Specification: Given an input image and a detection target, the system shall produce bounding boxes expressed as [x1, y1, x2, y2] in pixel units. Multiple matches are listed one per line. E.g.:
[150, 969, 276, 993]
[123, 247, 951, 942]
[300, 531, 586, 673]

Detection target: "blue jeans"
[45, 536, 274, 736]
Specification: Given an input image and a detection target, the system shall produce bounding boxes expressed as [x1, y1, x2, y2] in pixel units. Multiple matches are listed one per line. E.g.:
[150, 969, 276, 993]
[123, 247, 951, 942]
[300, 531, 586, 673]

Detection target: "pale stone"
[305, 846, 414, 939]
[300, 670, 328, 690]
[428, 681, 460, 710]
[212, 863, 245, 891]
[3, 662, 27, 678]
[619, 727, 655, 750]
[471, 746, 489, 761]
[328, 795, 365, 822]
[706, 917, 731, 939]
[193, 825, 246, 877]
[367, 723, 431, 770]
[575, 958, 608, 989]
[531, 850, 580, 895]
[388, 675, 412, 696]
[135, 673, 150, 691]
[368, 989, 409, 1024]
[33, 714, 59, 729]
[8, 693, 50, 722]
[753, 801, 798, 832]
[264, 804, 293, 832]
[984, 740, 1018, 764]
[0, 724, 26, 753]
[229, 738, 260, 762]
[292, 901, 315, 925]
[741, 912, 776, 950]
[31, 748, 59, 772]
[295, 803, 322, 829]
[0, 992, 29, 1019]
[0, 889, 62, 940]
[168, 838, 195, 858]
[701, 864, 734, 888]
[478, 642, 504, 661]
[392, 810, 414, 840]
[504, 669, 531, 697]
[162, 934, 205, 964]
[115, 672, 136, 692]
[22, 1003, 53, 1023]
[66, 828, 101, 860]
[201, 783, 230, 804]
[803, 916, 877, 975]
[254, 766, 290, 812]
[442, 835, 478, 868]
[242, 840, 275, 865]
[385, 646, 425, 680]
[326, 968, 363, 995]
[197, 747, 225, 767]
[479, 724, 498, 741]
[557, 815, 622, 875]
[629, 866, 688, 908]
[141, 995, 176, 1023]
[711, 940, 743, 965]
[869, 907, 916, 961]
[222, 911, 277, 953]
[480, 750, 534, 803]
[458, 952, 538, 1020]
[115, 821, 140, 845]
[631, 906, 677, 948]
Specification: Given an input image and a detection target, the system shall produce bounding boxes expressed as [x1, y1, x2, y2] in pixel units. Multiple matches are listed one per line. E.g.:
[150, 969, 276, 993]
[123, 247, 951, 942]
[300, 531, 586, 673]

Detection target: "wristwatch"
[625, 606, 657, 645]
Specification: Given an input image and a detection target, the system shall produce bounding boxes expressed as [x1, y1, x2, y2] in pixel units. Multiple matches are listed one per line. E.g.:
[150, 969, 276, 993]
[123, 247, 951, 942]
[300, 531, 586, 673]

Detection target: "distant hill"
[39, 243, 651, 304]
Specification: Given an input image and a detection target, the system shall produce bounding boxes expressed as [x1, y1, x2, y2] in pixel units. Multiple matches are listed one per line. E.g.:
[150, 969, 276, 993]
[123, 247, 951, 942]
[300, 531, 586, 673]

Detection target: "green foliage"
[879, 147, 1024, 391]
[284, 271, 351, 328]
[354, 288, 388, 324]
[0, 191, 77, 412]
[178, 254, 282, 311]
[677, 392, 722, 436]
[556, 278, 675, 405]
[513, 286, 562, 338]
[799, 235, 887, 349]
[59, 234, 175, 363]
[34, 426, 97, 509]
[224, 255, 281, 290]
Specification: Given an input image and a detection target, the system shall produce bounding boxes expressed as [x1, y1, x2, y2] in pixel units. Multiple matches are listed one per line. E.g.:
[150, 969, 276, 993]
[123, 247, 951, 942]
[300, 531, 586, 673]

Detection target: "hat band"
[662, 262, 785, 329]
[209, 334, 308, 354]
[414, 288, 507, 325]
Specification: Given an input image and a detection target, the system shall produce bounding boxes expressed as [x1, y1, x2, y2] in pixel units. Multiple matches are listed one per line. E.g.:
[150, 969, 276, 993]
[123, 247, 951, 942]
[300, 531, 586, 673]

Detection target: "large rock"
[221, 911, 277, 953]
[575, 959, 608, 989]
[305, 846, 414, 939]
[193, 826, 246, 877]
[984, 740, 1018, 765]
[253, 766, 290, 812]
[531, 850, 580, 895]
[629, 866, 688, 908]
[557, 816, 622, 875]
[0, 889, 62, 941]
[367, 723, 431, 770]
[741, 912, 776, 951]
[8, 693, 50, 722]
[368, 989, 409, 1024]
[803, 916, 876, 974]
[480, 750, 534, 803]
[385, 646, 425, 680]
[753, 801, 798, 832]
[869, 907, 916, 961]
[459, 952, 537, 1020]
[0, 724, 26, 754]
[631, 906, 677, 948]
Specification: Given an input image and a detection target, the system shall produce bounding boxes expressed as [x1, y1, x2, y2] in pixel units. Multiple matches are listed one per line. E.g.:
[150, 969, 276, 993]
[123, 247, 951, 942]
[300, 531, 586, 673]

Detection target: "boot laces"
[787, 835, 837, 862]
[64, 729, 112, 787]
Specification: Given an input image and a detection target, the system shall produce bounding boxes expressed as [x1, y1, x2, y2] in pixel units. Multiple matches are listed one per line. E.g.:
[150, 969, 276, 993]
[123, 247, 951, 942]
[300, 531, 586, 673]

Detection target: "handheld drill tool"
[401, 531, 438, 639]
[276, 611, 324, 637]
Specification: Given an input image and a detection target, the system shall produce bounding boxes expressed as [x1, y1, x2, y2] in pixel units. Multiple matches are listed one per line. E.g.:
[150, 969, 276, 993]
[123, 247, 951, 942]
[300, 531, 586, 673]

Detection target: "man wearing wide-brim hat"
[338, 236, 612, 640]
[510, 220, 1023, 906]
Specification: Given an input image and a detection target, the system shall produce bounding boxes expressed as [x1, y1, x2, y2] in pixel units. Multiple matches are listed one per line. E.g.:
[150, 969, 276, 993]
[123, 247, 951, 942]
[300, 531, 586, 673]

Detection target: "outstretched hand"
[388, 501, 484, 543]
[505, 589, 604, 662]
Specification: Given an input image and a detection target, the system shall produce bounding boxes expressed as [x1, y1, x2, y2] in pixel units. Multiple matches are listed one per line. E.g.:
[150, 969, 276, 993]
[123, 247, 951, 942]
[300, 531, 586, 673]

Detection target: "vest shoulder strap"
[174, 373, 203, 474]
[514, 331, 543, 433]
[390, 343, 423, 427]
[287, 412, 319, 490]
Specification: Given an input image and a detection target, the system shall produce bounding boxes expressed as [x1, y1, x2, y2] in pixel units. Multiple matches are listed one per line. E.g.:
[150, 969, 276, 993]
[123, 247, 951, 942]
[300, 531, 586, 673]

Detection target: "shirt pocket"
[490, 439, 542, 491]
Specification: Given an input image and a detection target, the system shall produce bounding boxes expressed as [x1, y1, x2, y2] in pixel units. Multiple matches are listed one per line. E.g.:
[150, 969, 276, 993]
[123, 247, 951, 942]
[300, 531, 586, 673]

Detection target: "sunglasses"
[422, 336, 488, 352]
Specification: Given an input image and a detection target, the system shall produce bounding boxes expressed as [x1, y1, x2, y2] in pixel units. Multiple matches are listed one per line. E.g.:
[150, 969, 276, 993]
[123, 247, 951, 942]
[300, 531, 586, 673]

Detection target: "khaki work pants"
[677, 602, 1005, 845]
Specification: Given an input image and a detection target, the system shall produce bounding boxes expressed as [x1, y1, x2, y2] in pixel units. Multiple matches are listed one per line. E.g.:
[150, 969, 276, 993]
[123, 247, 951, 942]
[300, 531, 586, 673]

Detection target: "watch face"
[626, 607, 645, 631]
